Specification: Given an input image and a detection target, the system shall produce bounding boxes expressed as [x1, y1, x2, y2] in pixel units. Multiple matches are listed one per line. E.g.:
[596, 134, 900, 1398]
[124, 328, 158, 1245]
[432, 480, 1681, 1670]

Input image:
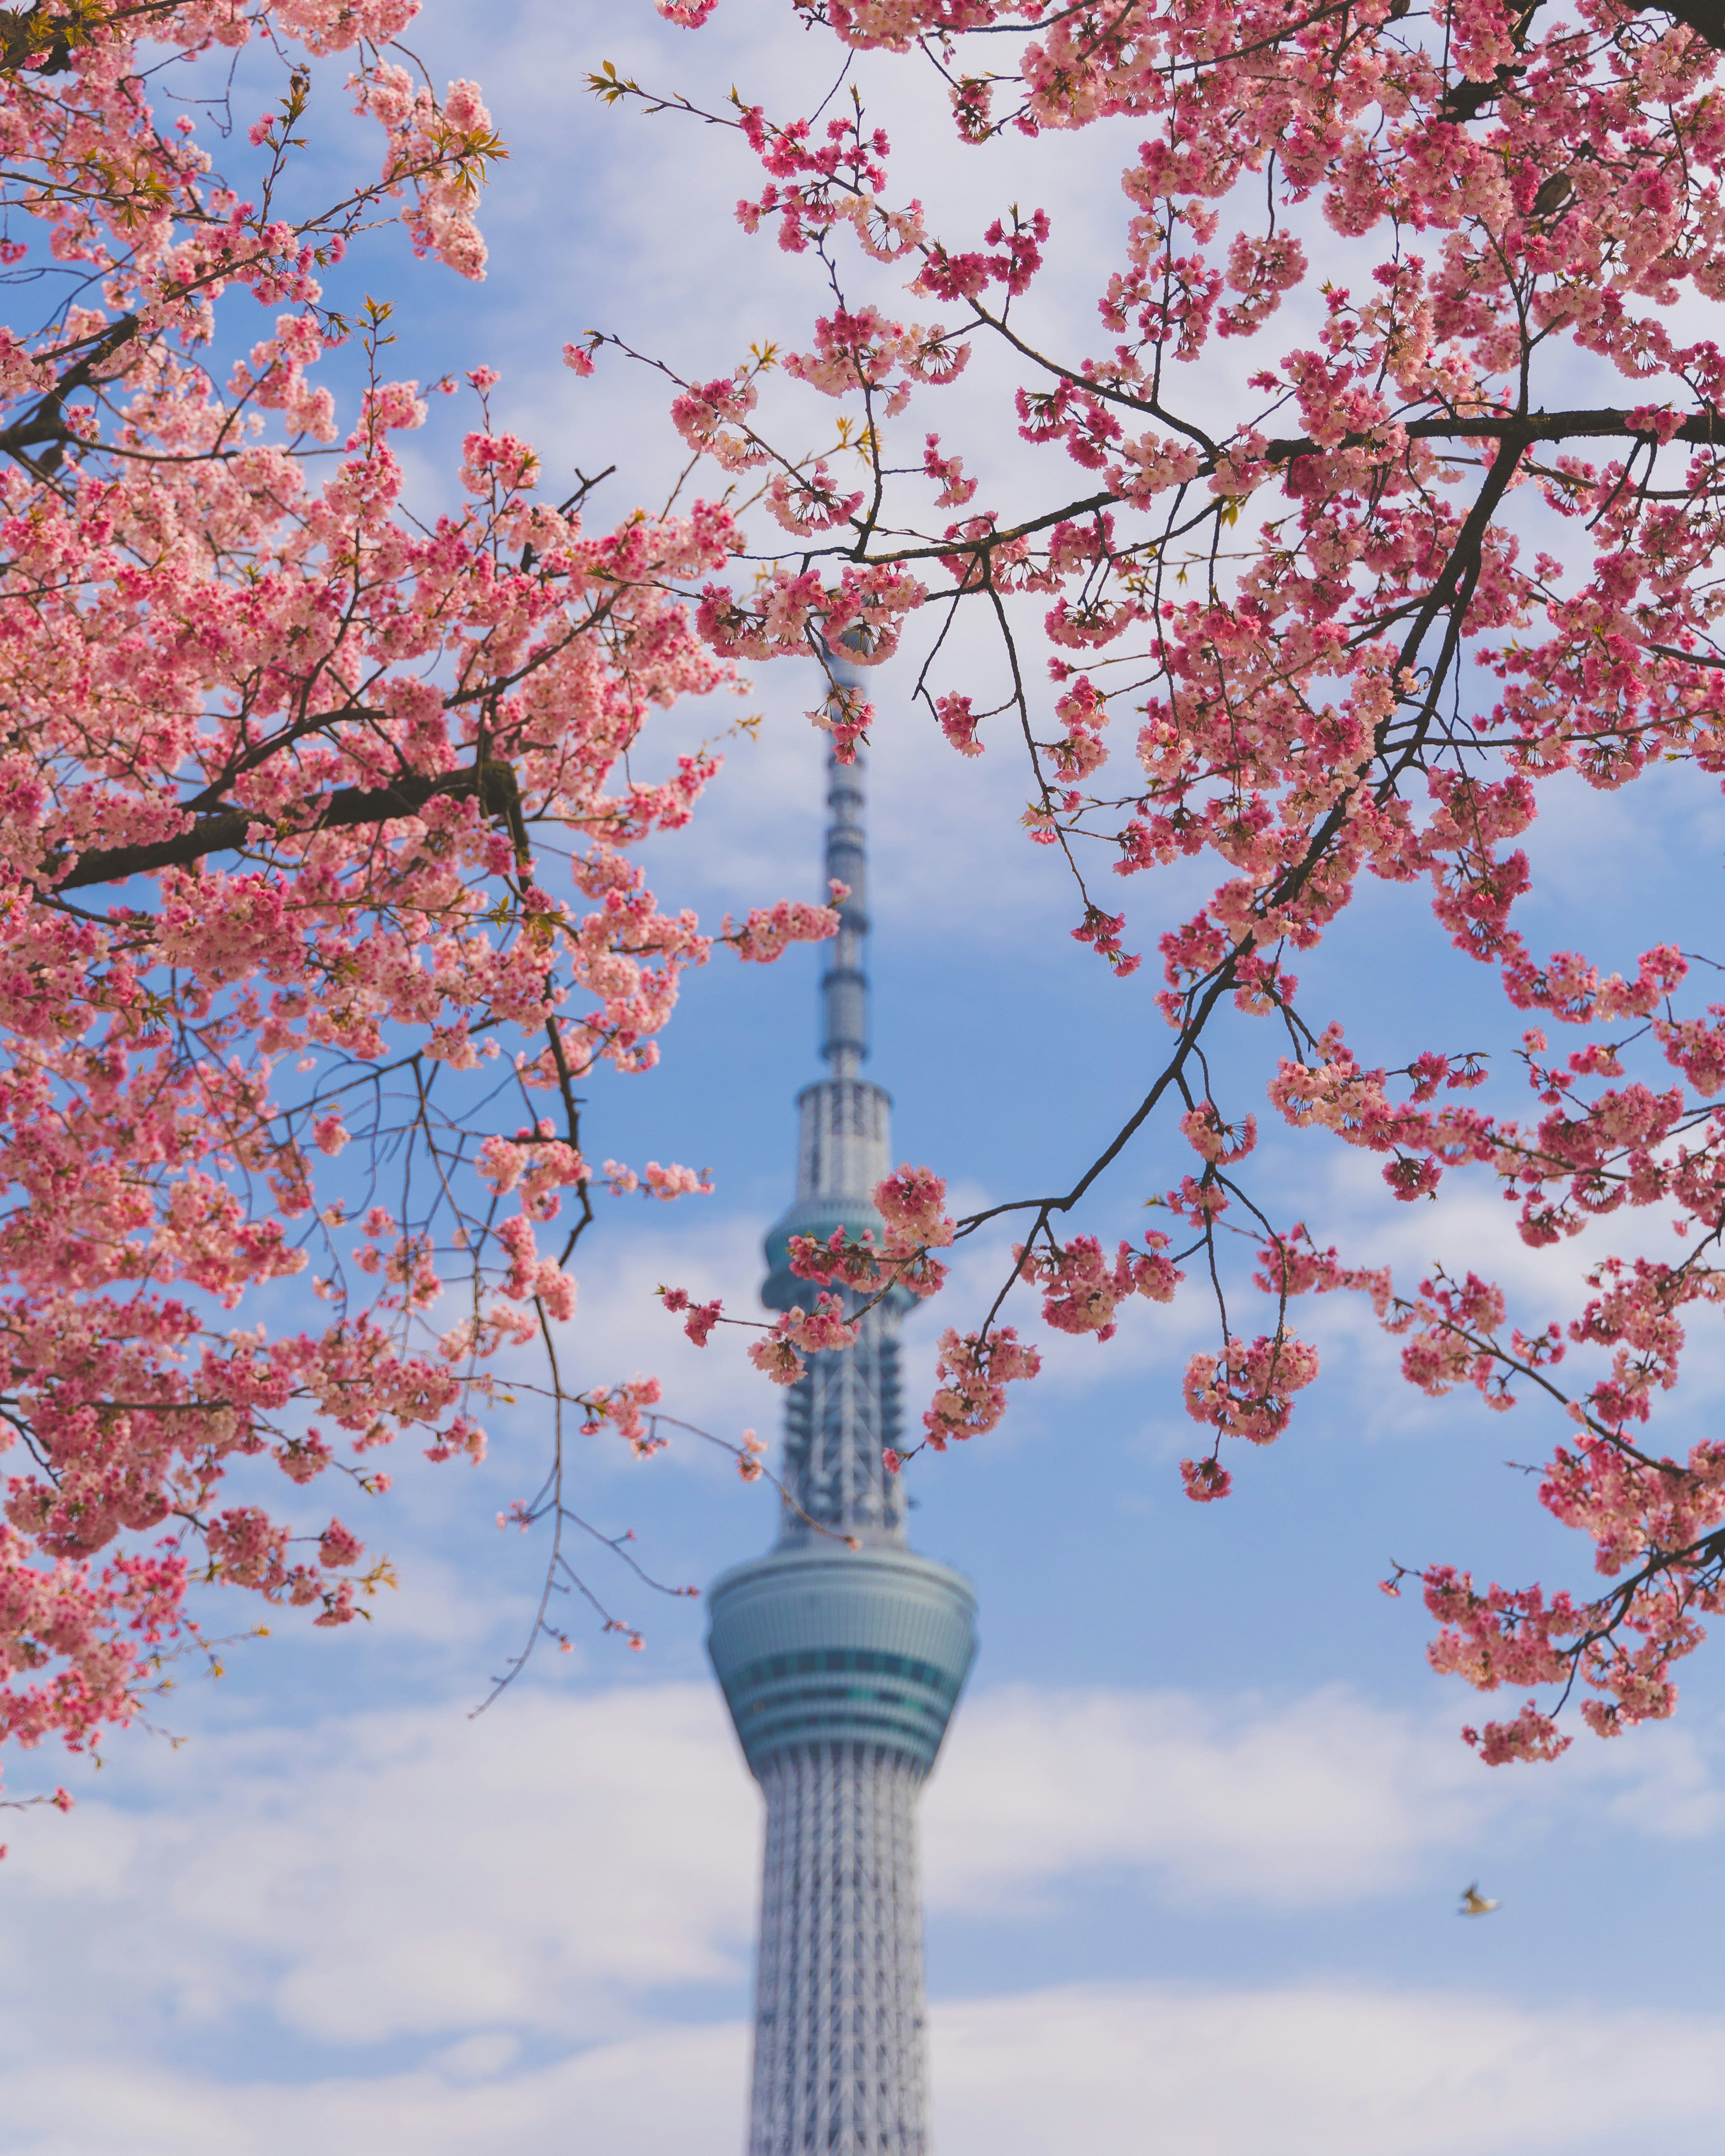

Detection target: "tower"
[707, 663, 976, 2156]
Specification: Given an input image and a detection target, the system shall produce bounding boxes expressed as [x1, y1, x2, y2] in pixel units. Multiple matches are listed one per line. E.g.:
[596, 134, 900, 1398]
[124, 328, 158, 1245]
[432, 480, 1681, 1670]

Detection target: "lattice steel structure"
[708, 664, 975, 2156]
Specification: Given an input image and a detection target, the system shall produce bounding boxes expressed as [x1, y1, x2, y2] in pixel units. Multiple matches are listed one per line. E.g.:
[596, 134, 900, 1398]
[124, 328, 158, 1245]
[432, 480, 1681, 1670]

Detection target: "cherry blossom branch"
[49, 761, 525, 891]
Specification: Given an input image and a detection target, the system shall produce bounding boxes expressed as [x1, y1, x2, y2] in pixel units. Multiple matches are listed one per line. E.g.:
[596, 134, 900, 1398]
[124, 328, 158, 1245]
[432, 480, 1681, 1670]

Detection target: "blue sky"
[5, 4, 1725, 2151]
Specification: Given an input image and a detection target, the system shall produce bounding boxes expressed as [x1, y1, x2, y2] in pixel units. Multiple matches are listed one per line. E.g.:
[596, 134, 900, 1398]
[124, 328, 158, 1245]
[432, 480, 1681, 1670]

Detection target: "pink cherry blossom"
[0, 0, 867, 1780]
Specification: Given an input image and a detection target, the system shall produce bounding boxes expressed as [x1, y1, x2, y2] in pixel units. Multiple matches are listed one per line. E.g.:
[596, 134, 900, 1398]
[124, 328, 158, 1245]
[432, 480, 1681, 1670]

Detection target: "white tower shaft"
[750, 1746, 929, 2155]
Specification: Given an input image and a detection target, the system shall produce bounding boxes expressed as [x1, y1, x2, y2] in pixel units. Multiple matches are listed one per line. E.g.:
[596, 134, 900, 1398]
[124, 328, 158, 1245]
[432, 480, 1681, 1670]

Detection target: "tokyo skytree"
[707, 665, 976, 2156]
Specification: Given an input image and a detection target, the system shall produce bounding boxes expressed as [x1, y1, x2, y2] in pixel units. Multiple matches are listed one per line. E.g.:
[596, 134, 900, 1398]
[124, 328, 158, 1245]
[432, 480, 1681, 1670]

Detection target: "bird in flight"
[1459, 1883, 1499, 1917]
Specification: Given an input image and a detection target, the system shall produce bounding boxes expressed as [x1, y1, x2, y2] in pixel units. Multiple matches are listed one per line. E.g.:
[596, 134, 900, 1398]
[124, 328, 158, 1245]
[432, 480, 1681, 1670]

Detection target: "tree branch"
[48, 761, 522, 893]
[1264, 406, 1725, 468]
[1633, 0, 1725, 50]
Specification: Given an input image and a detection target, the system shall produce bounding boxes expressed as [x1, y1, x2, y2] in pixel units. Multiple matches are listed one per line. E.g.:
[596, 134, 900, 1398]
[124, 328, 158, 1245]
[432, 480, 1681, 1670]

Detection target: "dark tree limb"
[1437, 64, 1522, 124]
[1633, 0, 1725, 49]
[1265, 406, 1725, 468]
[48, 761, 522, 893]
[0, 315, 142, 476]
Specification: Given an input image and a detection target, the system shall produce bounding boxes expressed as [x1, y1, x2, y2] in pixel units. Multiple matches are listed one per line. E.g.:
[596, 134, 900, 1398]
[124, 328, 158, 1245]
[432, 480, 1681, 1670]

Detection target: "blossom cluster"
[0, 0, 849, 1775]
[644, 0, 1725, 1754]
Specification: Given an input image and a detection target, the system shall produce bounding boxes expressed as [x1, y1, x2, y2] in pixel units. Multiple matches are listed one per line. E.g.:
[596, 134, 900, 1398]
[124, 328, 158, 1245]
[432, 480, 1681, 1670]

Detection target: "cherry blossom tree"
[602, 0, 1725, 1762]
[0, 0, 850, 1793]
[13, 0, 1725, 1802]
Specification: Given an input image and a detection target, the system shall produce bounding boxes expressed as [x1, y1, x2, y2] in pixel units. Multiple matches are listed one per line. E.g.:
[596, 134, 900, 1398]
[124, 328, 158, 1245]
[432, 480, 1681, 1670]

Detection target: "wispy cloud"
[932, 1980, 1725, 2156]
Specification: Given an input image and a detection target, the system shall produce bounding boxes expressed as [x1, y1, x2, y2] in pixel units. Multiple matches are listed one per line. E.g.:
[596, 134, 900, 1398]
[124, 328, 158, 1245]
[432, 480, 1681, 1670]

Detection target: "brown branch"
[805, 410, 1725, 579]
[1265, 406, 1725, 468]
[48, 761, 522, 892]
[0, 313, 142, 475]
[1632, 0, 1725, 50]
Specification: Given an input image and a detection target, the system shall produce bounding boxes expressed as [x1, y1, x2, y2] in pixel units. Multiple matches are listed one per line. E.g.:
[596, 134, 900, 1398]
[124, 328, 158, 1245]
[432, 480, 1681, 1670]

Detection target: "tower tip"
[819, 659, 870, 1076]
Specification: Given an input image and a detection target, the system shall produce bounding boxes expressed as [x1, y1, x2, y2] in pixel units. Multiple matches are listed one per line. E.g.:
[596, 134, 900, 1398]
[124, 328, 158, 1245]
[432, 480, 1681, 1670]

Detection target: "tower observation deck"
[707, 661, 975, 2156]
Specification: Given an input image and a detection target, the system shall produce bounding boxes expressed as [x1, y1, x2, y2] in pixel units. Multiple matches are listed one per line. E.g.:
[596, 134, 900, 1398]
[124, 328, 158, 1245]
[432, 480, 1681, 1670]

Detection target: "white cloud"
[0, 1686, 760, 2057]
[0, 2024, 749, 2156]
[5, 1981, 1723, 2156]
[3, 1675, 1719, 2153]
[925, 1685, 1723, 1917]
[931, 1982, 1725, 2156]
[924, 1683, 1489, 1909]
[7, 1676, 1714, 2037]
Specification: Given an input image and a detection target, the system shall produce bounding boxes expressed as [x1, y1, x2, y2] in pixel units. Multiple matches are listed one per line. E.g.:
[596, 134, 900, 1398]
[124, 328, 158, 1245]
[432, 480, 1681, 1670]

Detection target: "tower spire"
[763, 655, 903, 1545]
[819, 660, 869, 1079]
[707, 657, 978, 2156]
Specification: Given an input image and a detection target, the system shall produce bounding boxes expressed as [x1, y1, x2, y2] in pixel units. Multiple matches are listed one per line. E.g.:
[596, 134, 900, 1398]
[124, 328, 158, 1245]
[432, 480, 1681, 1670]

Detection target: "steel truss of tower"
[708, 660, 976, 2156]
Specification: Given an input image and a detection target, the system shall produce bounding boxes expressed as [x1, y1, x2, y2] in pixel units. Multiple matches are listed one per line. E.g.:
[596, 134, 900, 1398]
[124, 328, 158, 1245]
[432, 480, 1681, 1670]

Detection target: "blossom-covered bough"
[0, 0, 854, 1791]
[618, 0, 1725, 1761]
